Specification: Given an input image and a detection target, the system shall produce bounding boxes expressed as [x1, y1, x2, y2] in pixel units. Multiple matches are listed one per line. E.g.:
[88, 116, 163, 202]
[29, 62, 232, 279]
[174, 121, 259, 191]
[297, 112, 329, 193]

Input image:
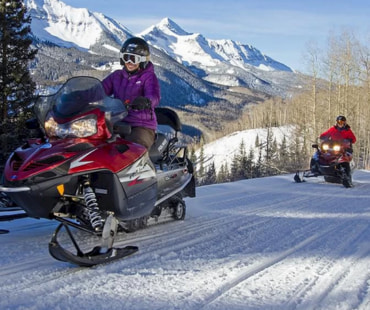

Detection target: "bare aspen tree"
[358, 39, 370, 167]
[304, 40, 321, 137]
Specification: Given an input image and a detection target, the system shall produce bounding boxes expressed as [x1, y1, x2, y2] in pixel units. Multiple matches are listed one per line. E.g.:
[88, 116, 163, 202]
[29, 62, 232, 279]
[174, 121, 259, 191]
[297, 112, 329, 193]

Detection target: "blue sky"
[62, 0, 370, 72]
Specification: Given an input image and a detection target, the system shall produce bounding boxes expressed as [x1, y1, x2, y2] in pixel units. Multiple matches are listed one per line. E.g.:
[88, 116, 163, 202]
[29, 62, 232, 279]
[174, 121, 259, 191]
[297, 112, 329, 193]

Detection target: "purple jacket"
[102, 62, 160, 130]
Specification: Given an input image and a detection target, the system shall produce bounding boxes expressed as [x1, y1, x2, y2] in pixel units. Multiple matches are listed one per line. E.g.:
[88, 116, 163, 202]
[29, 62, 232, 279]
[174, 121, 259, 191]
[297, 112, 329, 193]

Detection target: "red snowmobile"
[0, 76, 195, 266]
[294, 138, 354, 188]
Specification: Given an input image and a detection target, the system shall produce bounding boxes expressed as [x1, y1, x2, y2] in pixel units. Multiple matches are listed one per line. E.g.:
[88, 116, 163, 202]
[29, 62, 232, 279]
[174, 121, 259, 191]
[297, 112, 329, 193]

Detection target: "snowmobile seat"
[149, 107, 182, 164]
[154, 107, 182, 133]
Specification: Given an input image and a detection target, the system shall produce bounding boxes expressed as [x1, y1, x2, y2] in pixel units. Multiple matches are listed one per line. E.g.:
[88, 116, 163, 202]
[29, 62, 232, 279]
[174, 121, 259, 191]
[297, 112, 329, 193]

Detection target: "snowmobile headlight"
[68, 118, 97, 137]
[45, 116, 97, 138]
[44, 117, 58, 137]
[333, 144, 341, 152]
[322, 143, 329, 151]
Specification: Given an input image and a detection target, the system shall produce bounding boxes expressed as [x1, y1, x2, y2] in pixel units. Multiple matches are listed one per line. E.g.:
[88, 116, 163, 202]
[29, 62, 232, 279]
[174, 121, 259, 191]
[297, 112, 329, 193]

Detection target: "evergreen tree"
[255, 134, 260, 148]
[238, 139, 248, 179]
[217, 162, 230, 183]
[204, 161, 217, 185]
[277, 135, 289, 172]
[269, 137, 279, 175]
[263, 129, 279, 176]
[0, 0, 37, 127]
[245, 147, 255, 179]
[198, 145, 205, 178]
[255, 146, 264, 178]
[229, 139, 247, 181]
[230, 152, 240, 182]
[264, 128, 273, 171]
[189, 147, 197, 163]
[189, 147, 198, 179]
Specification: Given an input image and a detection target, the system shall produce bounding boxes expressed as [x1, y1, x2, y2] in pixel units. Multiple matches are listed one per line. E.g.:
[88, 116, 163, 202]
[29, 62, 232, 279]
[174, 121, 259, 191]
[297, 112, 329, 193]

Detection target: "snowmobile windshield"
[34, 76, 127, 127]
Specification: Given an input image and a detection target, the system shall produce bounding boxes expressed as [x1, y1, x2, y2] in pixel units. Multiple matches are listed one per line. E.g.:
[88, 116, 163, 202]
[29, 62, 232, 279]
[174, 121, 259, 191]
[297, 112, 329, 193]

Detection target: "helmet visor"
[120, 52, 147, 65]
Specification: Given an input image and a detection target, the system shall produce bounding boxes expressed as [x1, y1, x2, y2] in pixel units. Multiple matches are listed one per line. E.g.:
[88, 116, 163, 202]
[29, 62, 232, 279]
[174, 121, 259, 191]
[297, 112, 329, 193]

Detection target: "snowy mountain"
[1, 170, 370, 309]
[26, 0, 291, 74]
[141, 17, 292, 73]
[140, 18, 303, 94]
[26, 0, 131, 54]
[25, 0, 303, 97]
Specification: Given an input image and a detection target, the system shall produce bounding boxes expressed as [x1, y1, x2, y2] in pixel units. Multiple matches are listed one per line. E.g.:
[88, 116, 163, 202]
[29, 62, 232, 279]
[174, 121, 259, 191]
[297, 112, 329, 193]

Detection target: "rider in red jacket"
[311, 115, 356, 174]
[319, 115, 356, 143]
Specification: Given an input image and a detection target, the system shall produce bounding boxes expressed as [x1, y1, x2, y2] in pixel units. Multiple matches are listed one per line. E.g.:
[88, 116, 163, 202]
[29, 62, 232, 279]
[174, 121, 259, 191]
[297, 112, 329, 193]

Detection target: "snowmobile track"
[282, 222, 370, 310]
[196, 224, 342, 309]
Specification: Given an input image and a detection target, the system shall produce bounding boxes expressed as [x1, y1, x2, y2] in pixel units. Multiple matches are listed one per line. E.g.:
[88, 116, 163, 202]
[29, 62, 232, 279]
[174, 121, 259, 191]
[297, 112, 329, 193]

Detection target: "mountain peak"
[157, 17, 190, 36]
[141, 18, 293, 74]
[25, 0, 131, 51]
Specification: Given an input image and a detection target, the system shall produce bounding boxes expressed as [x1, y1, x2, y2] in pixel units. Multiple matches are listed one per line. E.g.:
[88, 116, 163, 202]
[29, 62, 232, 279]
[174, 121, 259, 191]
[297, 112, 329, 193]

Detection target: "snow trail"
[0, 171, 369, 309]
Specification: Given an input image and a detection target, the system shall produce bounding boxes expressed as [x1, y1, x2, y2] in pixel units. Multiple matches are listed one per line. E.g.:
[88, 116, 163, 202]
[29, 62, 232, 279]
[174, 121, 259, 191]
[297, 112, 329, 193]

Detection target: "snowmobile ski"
[0, 210, 28, 234]
[0, 212, 28, 222]
[49, 222, 138, 267]
[294, 170, 317, 182]
[0, 206, 22, 212]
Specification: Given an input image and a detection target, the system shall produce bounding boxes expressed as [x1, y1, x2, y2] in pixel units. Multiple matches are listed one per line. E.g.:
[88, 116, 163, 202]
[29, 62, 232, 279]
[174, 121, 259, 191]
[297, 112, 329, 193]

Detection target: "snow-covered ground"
[0, 171, 369, 310]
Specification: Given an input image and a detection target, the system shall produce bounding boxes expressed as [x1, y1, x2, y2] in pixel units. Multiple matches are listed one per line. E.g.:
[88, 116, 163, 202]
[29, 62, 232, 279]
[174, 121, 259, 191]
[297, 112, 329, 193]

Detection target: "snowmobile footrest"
[48, 223, 138, 267]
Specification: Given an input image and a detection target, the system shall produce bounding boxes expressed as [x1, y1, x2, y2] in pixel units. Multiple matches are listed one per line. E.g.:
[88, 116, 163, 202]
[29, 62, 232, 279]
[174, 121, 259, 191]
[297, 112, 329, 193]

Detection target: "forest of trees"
[0, 0, 37, 165]
[191, 128, 305, 186]
[192, 29, 370, 185]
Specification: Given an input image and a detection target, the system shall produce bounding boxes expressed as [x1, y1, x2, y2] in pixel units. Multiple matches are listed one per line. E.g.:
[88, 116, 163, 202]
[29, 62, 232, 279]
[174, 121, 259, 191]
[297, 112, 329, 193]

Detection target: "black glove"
[129, 96, 151, 110]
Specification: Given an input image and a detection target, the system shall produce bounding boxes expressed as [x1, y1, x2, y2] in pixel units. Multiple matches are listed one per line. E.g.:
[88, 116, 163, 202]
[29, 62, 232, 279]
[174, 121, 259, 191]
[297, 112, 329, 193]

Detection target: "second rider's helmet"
[119, 37, 150, 69]
[336, 115, 347, 127]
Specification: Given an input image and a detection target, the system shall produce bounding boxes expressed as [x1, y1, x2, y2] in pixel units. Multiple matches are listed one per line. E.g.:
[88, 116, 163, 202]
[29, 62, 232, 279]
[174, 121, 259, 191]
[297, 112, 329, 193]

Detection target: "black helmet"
[336, 115, 347, 127]
[336, 115, 346, 122]
[120, 37, 150, 69]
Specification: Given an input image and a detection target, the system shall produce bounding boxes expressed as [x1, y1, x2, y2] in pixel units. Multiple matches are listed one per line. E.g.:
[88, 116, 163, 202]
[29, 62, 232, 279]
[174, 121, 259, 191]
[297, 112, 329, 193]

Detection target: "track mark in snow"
[198, 225, 339, 309]
[291, 223, 370, 310]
